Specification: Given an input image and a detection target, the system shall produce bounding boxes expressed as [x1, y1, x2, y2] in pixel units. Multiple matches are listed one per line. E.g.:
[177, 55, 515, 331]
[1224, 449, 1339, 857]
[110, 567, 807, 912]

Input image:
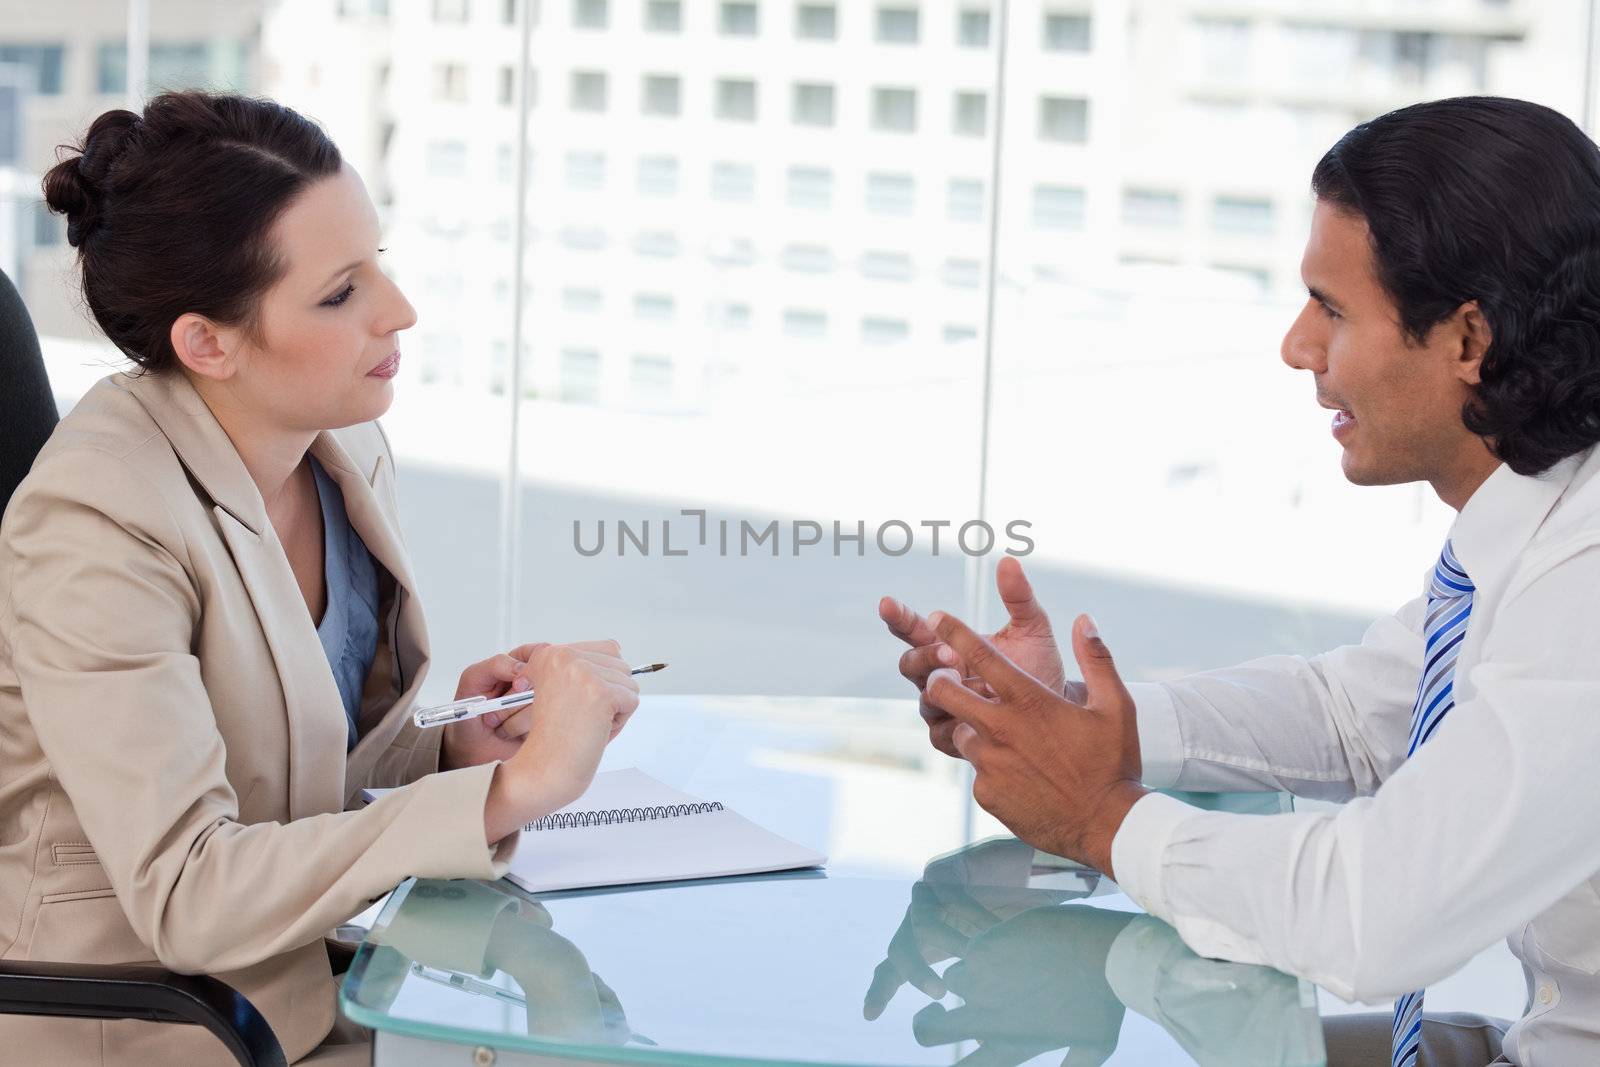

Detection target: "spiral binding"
[524, 801, 725, 832]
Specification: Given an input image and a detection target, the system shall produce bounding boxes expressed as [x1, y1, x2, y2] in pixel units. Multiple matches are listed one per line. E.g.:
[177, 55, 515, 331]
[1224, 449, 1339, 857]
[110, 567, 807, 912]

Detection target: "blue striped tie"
[1392, 539, 1474, 1067]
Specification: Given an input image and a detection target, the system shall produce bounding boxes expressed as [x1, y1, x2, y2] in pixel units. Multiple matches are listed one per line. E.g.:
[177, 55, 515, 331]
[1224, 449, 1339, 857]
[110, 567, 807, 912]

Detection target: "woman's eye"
[323, 284, 356, 308]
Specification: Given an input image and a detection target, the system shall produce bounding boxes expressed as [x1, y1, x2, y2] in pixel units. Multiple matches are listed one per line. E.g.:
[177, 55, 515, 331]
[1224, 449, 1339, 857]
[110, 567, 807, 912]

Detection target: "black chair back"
[1, 266, 60, 524]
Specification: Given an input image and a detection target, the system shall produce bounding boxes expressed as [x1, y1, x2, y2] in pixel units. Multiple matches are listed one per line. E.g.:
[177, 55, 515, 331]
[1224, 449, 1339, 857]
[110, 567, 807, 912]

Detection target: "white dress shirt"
[1110, 445, 1600, 1067]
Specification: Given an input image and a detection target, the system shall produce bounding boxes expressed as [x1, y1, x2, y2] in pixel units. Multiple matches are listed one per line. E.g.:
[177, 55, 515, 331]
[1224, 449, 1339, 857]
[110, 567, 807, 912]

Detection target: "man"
[881, 96, 1600, 1067]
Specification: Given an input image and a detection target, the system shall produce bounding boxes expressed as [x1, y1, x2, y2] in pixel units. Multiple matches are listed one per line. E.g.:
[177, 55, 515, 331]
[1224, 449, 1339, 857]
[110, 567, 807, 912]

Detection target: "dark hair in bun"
[41, 90, 342, 373]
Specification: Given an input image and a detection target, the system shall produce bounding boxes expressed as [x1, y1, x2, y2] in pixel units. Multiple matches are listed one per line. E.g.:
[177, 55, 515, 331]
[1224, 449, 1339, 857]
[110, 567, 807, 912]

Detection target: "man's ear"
[170, 313, 241, 382]
[1455, 300, 1492, 386]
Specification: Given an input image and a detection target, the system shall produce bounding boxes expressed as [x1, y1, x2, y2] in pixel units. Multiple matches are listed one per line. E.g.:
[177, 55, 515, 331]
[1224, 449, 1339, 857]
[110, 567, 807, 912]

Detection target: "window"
[943, 324, 979, 344]
[560, 349, 602, 404]
[634, 230, 682, 257]
[1032, 184, 1086, 230]
[953, 91, 986, 137]
[634, 292, 676, 320]
[502, 0, 518, 24]
[877, 6, 919, 44]
[941, 258, 981, 288]
[957, 8, 990, 48]
[1043, 12, 1091, 52]
[716, 78, 757, 121]
[867, 172, 916, 216]
[646, 0, 682, 31]
[637, 155, 680, 196]
[796, 3, 837, 40]
[1122, 188, 1182, 228]
[424, 140, 469, 178]
[1213, 195, 1275, 235]
[1039, 96, 1089, 142]
[0, 44, 64, 95]
[630, 355, 674, 398]
[432, 0, 469, 21]
[862, 317, 910, 344]
[573, 0, 608, 28]
[781, 244, 835, 274]
[861, 251, 914, 282]
[433, 62, 469, 102]
[792, 82, 835, 126]
[571, 70, 608, 111]
[948, 178, 985, 222]
[498, 65, 516, 106]
[0, 83, 19, 165]
[642, 73, 681, 115]
[783, 309, 828, 338]
[561, 226, 610, 250]
[872, 87, 917, 132]
[562, 286, 604, 312]
[33, 201, 62, 247]
[711, 161, 757, 202]
[721, 2, 758, 35]
[98, 41, 230, 96]
[565, 150, 607, 190]
[786, 165, 832, 209]
[714, 302, 753, 330]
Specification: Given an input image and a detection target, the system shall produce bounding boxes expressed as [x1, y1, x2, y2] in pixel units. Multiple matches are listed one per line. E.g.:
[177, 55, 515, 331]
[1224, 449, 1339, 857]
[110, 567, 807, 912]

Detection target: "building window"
[1039, 96, 1089, 143]
[877, 6, 919, 44]
[637, 155, 679, 196]
[1122, 188, 1182, 229]
[1032, 185, 1086, 230]
[573, 0, 608, 28]
[571, 70, 608, 111]
[560, 226, 610, 250]
[957, 8, 990, 48]
[872, 87, 917, 133]
[711, 161, 757, 202]
[498, 65, 516, 105]
[714, 302, 753, 330]
[1043, 12, 1091, 51]
[98, 41, 236, 96]
[792, 82, 835, 126]
[634, 230, 682, 257]
[861, 251, 914, 282]
[952, 91, 986, 137]
[0, 44, 64, 95]
[943, 324, 979, 344]
[796, 3, 837, 40]
[502, 0, 518, 24]
[716, 78, 758, 121]
[786, 165, 833, 209]
[634, 292, 676, 320]
[565, 151, 607, 190]
[646, 0, 682, 31]
[630, 355, 674, 398]
[948, 178, 985, 222]
[781, 244, 835, 274]
[562, 286, 604, 312]
[424, 140, 469, 178]
[783, 309, 828, 338]
[721, 2, 758, 35]
[433, 62, 469, 102]
[642, 73, 681, 115]
[432, 0, 470, 21]
[867, 172, 916, 216]
[1213, 195, 1275, 234]
[941, 258, 981, 288]
[862, 317, 910, 345]
[32, 201, 62, 246]
[560, 349, 602, 404]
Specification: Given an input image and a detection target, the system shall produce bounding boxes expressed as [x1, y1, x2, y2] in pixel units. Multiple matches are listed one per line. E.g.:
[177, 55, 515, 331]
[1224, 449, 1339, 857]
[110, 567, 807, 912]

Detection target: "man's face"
[1281, 200, 1479, 488]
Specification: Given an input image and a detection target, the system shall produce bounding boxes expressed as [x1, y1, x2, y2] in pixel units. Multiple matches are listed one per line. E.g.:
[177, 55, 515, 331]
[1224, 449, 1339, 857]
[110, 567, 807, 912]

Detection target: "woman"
[0, 91, 640, 1065]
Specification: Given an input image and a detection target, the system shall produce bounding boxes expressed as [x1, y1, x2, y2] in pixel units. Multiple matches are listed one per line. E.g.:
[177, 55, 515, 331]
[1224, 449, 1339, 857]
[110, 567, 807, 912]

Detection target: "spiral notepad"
[525, 800, 724, 832]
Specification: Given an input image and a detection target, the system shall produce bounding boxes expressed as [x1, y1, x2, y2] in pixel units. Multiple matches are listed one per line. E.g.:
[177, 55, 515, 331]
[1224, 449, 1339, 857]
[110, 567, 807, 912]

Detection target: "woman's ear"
[170, 313, 239, 381]
[1456, 300, 1493, 386]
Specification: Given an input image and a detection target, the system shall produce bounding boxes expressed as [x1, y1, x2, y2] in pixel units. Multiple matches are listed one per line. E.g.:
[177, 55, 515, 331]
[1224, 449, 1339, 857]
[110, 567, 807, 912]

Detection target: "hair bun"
[42, 109, 142, 247]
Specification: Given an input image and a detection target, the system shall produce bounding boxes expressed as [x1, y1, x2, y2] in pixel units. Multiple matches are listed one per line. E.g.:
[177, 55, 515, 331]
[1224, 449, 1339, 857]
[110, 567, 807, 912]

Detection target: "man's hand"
[881, 557, 1080, 758]
[923, 611, 1146, 876]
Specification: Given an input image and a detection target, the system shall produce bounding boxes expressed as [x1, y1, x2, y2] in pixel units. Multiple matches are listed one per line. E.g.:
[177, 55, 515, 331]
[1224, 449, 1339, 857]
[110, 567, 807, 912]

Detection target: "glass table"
[340, 695, 1325, 1066]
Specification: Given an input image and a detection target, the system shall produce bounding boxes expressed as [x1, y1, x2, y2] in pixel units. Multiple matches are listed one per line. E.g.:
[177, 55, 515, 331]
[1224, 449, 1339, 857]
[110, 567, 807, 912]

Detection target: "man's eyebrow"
[1307, 285, 1344, 311]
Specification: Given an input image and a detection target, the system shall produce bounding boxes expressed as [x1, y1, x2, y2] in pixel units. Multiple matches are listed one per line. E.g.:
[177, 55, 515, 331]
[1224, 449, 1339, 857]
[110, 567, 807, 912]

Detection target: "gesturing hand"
[923, 611, 1146, 876]
[881, 557, 1079, 759]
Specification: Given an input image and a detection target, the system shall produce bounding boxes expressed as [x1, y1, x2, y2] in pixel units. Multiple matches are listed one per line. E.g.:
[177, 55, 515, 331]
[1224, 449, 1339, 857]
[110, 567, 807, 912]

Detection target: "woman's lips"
[368, 351, 400, 379]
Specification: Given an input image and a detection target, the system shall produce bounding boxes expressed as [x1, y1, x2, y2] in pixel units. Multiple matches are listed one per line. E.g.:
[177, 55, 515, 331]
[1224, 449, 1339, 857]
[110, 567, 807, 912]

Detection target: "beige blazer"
[0, 369, 517, 1065]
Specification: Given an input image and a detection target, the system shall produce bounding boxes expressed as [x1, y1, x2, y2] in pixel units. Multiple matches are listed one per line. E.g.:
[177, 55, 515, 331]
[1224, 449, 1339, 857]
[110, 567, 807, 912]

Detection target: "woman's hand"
[440, 643, 547, 771]
[481, 640, 641, 843]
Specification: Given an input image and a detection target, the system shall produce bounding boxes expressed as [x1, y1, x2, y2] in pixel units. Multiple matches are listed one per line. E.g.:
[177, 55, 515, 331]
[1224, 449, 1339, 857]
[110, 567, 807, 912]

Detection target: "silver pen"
[412, 662, 668, 729]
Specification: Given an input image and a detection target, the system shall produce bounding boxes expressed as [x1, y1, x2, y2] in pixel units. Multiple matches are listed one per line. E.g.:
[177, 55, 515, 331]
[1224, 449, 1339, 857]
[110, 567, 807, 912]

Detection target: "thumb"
[995, 556, 1051, 633]
[1069, 614, 1128, 707]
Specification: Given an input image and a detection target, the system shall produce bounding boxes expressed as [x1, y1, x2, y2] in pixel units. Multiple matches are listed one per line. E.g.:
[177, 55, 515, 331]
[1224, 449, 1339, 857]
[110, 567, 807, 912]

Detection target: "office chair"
[0, 266, 287, 1067]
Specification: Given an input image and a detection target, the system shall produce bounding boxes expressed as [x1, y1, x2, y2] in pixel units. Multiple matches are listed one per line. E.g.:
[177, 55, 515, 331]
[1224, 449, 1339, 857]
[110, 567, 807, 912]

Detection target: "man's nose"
[1281, 305, 1326, 373]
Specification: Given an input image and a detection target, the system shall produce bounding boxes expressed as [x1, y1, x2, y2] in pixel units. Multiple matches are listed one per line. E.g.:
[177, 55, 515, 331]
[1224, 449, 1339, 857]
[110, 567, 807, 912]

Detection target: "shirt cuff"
[1127, 682, 1183, 789]
[1103, 914, 1182, 1019]
[1110, 791, 1197, 924]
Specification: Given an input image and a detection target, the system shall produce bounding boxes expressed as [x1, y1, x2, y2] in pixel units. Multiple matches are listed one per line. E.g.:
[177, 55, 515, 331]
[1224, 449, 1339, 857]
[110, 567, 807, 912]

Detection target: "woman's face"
[220, 162, 417, 433]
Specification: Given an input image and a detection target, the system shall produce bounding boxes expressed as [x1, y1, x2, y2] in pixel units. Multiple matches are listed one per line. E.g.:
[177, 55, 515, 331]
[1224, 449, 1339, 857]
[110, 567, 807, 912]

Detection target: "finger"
[1069, 614, 1131, 708]
[899, 643, 960, 686]
[924, 668, 1001, 734]
[995, 556, 1051, 633]
[862, 959, 908, 1021]
[496, 704, 534, 740]
[928, 612, 1034, 705]
[879, 596, 940, 648]
[507, 641, 551, 662]
[910, 1003, 984, 1046]
[951, 722, 991, 764]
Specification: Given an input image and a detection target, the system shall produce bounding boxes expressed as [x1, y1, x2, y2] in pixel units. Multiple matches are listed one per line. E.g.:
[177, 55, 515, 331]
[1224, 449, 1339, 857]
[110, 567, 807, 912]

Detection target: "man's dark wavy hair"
[1312, 96, 1600, 476]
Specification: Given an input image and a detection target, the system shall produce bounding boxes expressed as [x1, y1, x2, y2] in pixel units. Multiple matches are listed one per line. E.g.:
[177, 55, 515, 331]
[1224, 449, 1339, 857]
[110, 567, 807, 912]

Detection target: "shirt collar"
[1448, 451, 1586, 593]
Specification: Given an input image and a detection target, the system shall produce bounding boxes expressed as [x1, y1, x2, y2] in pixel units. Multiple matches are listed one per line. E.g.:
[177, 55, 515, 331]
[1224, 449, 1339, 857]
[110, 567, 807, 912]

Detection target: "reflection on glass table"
[341, 837, 1324, 1066]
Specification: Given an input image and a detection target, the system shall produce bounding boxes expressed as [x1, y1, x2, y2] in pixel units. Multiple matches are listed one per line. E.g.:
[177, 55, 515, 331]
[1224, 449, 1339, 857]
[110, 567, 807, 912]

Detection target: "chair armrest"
[0, 961, 285, 1067]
